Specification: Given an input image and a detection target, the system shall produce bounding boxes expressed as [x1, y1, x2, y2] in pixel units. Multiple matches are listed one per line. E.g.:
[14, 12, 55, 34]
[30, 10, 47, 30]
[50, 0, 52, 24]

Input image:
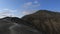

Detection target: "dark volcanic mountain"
[0, 17, 41, 34]
[1, 17, 33, 26]
[22, 10, 60, 34]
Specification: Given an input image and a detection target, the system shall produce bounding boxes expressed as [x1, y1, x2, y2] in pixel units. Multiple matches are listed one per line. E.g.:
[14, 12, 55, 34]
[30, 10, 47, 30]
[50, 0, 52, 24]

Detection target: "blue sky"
[0, 0, 60, 18]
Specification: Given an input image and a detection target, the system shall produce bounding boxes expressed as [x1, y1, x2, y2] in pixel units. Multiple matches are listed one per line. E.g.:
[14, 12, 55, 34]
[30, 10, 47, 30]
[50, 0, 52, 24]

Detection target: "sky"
[0, 0, 60, 18]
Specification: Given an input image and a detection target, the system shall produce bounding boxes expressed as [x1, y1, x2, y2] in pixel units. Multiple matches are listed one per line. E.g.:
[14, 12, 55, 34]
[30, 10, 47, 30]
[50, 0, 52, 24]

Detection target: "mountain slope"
[22, 10, 60, 34]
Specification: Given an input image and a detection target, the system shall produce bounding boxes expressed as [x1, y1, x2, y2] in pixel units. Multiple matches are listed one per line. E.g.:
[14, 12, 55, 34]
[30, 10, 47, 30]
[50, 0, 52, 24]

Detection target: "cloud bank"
[0, 9, 17, 18]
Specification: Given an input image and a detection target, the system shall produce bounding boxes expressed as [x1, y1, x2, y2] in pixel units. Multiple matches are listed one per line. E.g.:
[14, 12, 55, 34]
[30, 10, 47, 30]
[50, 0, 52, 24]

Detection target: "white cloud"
[34, 1, 38, 4]
[22, 11, 30, 15]
[23, 2, 32, 8]
[23, 0, 40, 8]
[0, 9, 17, 18]
[0, 10, 2, 11]
[32, 4, 40, 7]
[2, 9, 17, 12]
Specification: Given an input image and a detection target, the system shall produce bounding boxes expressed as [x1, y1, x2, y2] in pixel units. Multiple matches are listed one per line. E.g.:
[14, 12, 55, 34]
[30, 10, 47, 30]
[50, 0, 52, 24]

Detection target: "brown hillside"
[22, 10, 60, 34]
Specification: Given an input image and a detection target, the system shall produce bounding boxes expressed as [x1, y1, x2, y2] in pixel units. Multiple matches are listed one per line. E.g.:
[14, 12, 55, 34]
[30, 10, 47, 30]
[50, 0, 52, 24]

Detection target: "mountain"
[1, 17, 33, 26]
[0, 10, 60, 34]
[22, 10, 60, 34]
[0, 17, 40, 34]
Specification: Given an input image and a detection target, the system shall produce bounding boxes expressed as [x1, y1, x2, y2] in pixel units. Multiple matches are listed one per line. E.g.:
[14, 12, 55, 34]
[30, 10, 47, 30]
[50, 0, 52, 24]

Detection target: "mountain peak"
[35, 10, 54, 14]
